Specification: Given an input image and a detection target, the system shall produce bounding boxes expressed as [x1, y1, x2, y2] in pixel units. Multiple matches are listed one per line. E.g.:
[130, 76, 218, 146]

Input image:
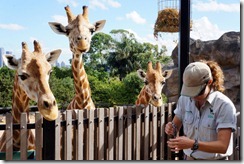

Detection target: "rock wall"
[163, 31, 240, 121]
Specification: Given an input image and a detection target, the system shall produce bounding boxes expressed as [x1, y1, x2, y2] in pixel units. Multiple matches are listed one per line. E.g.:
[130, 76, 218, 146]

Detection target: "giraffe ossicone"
[0, 40, 61, 152]
[2, 40, 61, 121]
[48, 5, 106, 110]
[48, 5, 106, 53]
[136, 61, 172, 107]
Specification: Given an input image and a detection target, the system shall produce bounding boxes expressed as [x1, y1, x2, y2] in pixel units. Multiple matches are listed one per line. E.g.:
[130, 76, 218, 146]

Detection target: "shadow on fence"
[0, 103, 240, 160]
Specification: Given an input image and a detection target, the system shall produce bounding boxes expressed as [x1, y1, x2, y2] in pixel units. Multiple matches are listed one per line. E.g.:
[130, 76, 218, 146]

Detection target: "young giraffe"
[136, 61, 172, 107]
[0, 41, 61, 152]
[48, 5, 106, 110]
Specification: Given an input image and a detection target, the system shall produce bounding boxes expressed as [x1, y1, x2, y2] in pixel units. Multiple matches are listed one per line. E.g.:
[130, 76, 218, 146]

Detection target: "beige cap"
[181, 62, 212, 97]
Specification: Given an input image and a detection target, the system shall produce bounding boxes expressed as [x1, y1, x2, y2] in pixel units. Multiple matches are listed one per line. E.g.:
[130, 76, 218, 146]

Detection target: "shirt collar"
[206, 89, 215, 106]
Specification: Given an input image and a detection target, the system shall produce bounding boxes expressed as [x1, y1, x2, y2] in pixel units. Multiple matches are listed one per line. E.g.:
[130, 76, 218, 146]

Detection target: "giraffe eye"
[161, 81, 166, 85]
[18, 73, 29, 81]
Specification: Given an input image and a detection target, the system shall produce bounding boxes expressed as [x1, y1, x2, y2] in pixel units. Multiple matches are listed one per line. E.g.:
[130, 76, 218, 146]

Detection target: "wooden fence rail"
[0, 103, 240, 160]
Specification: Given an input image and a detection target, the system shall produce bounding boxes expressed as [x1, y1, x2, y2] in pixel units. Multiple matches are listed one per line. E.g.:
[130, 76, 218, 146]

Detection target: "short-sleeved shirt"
[174, 90, 237, 159]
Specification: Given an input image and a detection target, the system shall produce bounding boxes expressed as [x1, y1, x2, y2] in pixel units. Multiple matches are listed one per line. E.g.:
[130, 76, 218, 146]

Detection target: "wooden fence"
[0, 103, 240, 160]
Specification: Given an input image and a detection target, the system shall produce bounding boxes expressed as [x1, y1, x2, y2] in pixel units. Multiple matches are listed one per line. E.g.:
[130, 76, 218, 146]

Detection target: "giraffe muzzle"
[38, 96, 58, 121]
[151, 94, 163, 107]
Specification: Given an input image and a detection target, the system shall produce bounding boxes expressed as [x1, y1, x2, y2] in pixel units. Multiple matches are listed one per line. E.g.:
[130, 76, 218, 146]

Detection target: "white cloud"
[90, 0, 108, 10]
[193, 0, 240, 12]
[126, 11, 146, 24]
[51, 15, 68, 26]
[124, 29, 176, 56]
[190, 16, 225, 40]
[105, 0, 121, 8]
[56, 0, 78, 7]
[155, 33, 179, 56]
[89, 0, 121, 10]
[0, 24, 25, 30]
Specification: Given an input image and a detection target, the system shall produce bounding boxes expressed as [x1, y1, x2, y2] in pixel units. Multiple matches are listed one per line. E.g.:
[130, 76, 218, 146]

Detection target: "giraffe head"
[3, 40, 61, 121]
[137, 61, 172, 107]
[48, 5, 106, 54]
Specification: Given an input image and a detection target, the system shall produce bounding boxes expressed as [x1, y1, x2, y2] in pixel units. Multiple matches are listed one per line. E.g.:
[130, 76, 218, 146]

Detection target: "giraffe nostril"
[53, 100, 56, 106]
[77, 36, 82, 40]
[153, 95, 162, 100]
[43, 101, 49, 108]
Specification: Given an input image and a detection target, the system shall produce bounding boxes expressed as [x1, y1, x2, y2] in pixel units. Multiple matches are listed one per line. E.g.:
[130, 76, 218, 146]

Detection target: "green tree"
[107, 29, 172, 79]
[49, 67, 74, 109]
[0, 66, 15, 107]
[84, 32, 115, 73]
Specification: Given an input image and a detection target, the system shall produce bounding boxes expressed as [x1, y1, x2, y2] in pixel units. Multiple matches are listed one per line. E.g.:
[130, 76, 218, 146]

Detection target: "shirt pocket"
[201, 115, 217, 141]
[183, 111, 194, 134]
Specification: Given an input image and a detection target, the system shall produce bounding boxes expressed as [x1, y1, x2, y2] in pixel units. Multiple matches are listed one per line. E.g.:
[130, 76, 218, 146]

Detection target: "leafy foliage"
[0, 29, 172, 108]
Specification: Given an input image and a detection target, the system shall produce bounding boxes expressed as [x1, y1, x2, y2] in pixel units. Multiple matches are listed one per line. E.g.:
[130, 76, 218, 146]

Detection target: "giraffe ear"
[48, 22, 68, 36]
[162, 69, 172, 79]
[94, 20, 106, 32]
[45, 49, 62, 65]
[137, 69, 146, 80]
[2, 55, 19, 70]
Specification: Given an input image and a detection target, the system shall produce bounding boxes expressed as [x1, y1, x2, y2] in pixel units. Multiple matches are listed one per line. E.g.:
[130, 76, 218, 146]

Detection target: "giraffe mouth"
[150, 99, 163, 107]
[40, 108, 58, 121]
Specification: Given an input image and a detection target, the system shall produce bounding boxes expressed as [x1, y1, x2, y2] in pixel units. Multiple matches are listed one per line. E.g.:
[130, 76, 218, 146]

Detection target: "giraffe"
[136, 61, 172, 107]
[0, 40, 61, 152]
[48, 5, 106, 110]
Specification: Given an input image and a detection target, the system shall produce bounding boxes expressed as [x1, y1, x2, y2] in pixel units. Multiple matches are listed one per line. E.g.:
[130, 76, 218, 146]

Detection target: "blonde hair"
[200, 60, 225, 92]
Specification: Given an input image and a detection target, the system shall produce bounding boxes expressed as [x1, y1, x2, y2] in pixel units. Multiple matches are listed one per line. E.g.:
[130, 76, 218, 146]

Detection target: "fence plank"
[108, 107, 114, 160]
[0, 102, 197, 161]
[136, 106, 141, 160]
[117, 106, 124, 160]
[35, 112, 43, 160]
[160, 105, 165, 160]
[65, 110, 72, 160]
[77, 110, 84, 160]
[152, 106, 157, 160]
[88, 109, 94, 160]
[167, 103, 173, 160]
[235, 127, 240, 160]
[98, 108, 104, 160]
[5, 112, 13, 160]
[149, 105, 153, 159]
[144, 106, 149, 160]
[126, 106, 132, 160]
[20, 113, 27, 160]
[54, 111, 61, 160]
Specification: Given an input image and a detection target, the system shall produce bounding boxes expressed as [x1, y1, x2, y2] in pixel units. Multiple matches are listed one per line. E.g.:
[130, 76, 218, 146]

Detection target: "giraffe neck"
[11, 74, 30, 123]
[135, 86, 151, 106]
[0, 74, 35, 152]
[67, 52, 95, 110]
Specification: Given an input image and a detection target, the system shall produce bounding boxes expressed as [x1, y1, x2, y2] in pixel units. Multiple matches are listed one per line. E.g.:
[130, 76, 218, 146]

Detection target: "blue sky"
[0, 0, 240, 65]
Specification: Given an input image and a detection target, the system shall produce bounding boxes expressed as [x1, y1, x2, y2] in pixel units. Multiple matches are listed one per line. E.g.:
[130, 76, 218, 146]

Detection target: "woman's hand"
[165, 122, 175, 136]
[167, 136, 194, 151]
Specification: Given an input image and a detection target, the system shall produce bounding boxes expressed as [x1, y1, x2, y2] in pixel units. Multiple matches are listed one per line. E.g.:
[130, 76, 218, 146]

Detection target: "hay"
[154, 8, 192, 38]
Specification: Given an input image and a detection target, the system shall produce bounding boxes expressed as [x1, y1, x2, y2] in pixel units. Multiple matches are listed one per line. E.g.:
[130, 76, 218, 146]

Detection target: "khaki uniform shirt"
[174, 90, 237, 159]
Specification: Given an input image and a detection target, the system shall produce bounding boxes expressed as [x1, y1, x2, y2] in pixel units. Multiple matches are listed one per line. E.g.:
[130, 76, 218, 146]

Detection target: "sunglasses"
[196, 84, 207, 97]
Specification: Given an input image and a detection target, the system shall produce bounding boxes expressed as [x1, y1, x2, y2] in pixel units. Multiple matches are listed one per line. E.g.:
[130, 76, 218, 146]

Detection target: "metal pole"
[178, 0, 190, 94]
[42, 119, 56, 160]
[177, 0, 191, 160]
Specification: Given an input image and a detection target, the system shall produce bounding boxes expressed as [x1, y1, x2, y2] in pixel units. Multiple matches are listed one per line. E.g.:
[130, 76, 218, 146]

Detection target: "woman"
[165, 60, 237, 160]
